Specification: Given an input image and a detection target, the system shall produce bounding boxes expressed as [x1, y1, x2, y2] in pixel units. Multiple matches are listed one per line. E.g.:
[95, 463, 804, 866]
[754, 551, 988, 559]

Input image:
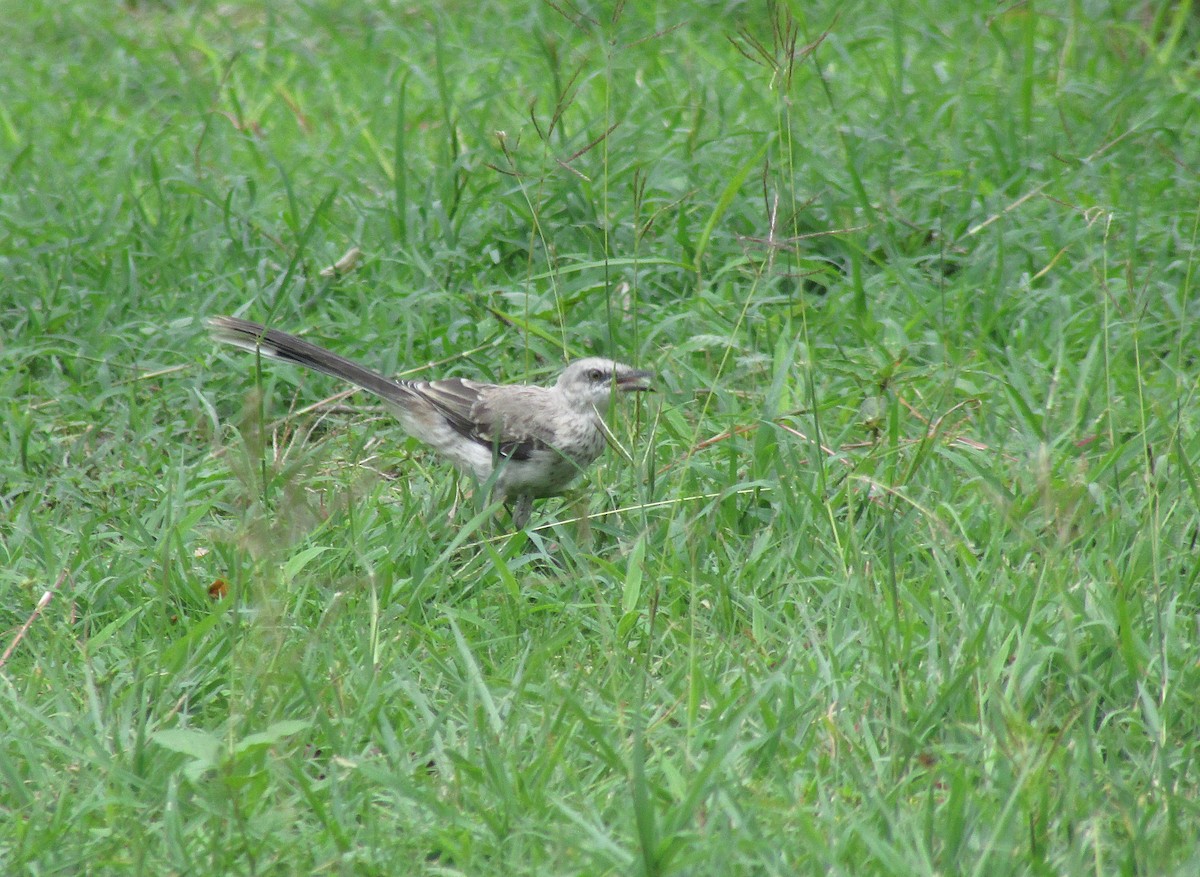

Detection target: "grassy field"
[3, 0, 1200, 873]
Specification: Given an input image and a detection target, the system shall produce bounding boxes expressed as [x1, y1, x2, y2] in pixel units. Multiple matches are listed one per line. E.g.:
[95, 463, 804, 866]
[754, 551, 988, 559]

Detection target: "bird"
[208, 315, 653, 528]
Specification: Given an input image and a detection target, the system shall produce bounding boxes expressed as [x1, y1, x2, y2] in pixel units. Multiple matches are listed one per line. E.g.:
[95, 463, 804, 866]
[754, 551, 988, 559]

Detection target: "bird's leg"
[509, 494, 533, 529]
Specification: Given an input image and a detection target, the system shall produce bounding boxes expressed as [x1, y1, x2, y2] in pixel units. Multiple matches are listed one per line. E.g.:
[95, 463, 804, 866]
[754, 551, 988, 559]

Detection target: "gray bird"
[208, 316, 653, 528]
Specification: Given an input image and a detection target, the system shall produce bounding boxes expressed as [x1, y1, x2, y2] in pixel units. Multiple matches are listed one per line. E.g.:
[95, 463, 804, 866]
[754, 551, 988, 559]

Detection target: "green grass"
[3, 0, 1200, 873]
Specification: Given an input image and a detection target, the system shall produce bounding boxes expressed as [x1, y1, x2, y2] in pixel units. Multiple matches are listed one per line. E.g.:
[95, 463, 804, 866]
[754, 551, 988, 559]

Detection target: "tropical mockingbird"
[208, 316, 653, 527]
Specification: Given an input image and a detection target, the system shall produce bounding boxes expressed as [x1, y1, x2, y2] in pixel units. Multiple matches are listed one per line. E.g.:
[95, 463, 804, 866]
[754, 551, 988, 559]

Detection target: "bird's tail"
[208, 315, 414, 405]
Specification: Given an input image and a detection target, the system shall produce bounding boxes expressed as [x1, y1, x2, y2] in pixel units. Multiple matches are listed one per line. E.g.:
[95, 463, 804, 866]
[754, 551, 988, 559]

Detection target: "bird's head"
[556, 357, 654, 412]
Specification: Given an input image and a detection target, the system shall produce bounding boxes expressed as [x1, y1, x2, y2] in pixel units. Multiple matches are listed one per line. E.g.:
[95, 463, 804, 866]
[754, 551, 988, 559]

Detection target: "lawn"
[3, 1, 1200, 874]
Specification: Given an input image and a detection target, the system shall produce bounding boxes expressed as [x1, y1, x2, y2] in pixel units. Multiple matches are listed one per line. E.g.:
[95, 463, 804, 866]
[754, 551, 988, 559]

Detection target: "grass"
[3, 0, 1200, 873]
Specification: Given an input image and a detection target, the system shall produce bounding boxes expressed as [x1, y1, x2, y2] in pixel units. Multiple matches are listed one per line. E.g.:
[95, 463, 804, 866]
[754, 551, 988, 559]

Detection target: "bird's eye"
[587, 368, 604, 382]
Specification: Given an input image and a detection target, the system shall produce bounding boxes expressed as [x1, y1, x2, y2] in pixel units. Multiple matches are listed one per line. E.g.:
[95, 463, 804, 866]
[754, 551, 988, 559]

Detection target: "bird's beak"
[616, 370, 655, 392]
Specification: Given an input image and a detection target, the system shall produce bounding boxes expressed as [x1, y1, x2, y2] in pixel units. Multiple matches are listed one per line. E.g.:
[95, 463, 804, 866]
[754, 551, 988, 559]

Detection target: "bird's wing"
[409, 378, 554, 461]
